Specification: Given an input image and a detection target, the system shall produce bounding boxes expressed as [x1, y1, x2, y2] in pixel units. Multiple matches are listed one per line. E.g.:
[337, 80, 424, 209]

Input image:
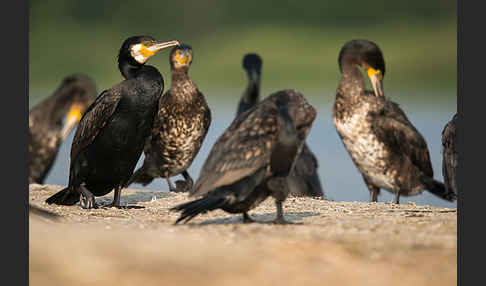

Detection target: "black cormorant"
[442, 113, 457, 195]
[29, 74, 97, 184]
[237, 53, 262, 115]
[128, 44, 211, 192]
[332, 39, 457, 204]
[236, 53, 324, 198]
[171, 89, 316, 224]
[45, 36, 180, 209]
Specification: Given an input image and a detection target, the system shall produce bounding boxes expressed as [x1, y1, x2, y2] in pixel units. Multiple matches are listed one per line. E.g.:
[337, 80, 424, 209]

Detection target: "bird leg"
[104, 187, 122, 208]
[272, 201, 299, 224]
[364, 176, 380, 202]
[242, 212, 256, 223]
[167, 178, 176, 192]
[174, 171, 194, 192]
[370, 188, 379, 202]
[78, 185, 97, 209]
[394, 192, 400, 204]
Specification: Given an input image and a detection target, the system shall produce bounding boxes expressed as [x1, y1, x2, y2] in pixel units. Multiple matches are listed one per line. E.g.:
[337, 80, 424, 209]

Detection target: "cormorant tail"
[170, 194, 230, 224]
[420, 175, 457, 202]
[45, 186, 80, 205]
[127, 167, 154, 187]
[302, 174, 324, 197]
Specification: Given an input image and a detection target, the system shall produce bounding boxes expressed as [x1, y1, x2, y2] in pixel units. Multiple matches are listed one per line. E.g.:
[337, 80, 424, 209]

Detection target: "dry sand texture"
[29, 184, 457, 286]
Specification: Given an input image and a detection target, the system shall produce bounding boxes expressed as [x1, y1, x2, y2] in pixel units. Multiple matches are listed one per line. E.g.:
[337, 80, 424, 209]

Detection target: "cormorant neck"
[338, 60, 366, 98]
[278, 107, 295, 139]
[169, 67, 197, 99]
[171, 67, 189, 81]
[118, 58, 143, 79]
[244, 76, 260, 103]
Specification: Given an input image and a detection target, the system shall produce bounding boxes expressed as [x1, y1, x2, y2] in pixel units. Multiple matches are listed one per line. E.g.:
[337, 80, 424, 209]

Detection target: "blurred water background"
[29, 0, 457, 207]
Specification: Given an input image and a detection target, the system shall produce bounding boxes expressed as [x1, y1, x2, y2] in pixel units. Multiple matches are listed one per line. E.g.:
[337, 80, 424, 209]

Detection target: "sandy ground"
[29, 184, 457, 286]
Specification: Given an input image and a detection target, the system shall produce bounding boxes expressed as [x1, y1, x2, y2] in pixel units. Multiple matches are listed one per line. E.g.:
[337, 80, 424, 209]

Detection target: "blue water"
[40, 91, 457, 208]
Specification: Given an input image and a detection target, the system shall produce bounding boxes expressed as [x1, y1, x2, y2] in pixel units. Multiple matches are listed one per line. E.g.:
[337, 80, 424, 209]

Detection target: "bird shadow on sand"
[187, 211, 319, 226]
[95, 190, 175, 209]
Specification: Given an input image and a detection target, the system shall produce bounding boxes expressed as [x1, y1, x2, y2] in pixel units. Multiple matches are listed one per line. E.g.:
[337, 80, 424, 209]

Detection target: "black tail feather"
[127, 167, 154, 187]
[170, 194, 230, 224]
[45, 186, 80, 205]
[421, 175, 457, 202]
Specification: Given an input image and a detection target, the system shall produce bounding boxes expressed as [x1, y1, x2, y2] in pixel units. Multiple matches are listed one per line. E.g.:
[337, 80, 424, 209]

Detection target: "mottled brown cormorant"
[442, 113, 457, 195]
[332, 39, 456, 204]
[128, 44, 211, 192]
[236, 53, 324, 198]
[45, 36, 180, 209]
[171, 89, 316, 224]
[29, 74, 97, 184]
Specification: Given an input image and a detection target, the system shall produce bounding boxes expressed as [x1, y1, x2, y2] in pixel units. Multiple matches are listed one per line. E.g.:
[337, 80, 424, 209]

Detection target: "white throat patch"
[130, 44, 148, 64]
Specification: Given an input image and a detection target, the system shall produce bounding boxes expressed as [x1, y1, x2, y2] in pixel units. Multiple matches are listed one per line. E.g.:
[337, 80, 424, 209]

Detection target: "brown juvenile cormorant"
[45, 36, 180, 209]
[29, 74, 97, 184]
[236, 53, 324, 198]
[128, 44, 211, 192]
[171, 89, 316, 224]
[442, 113, 457, 195]
[332, 39, 457, 204]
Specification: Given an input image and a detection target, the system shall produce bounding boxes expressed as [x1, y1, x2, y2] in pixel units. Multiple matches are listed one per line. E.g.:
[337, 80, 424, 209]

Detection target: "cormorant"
[236, 53, 324, 198]
[442, 113, 457, 195]
[45, 36, 180, 209]
[171, 89, 316, 224]
[332, 39, 457, 204]
[128, 44, 211, 192]
[237, 53, 262, 115]
[29, 74, 97, 184]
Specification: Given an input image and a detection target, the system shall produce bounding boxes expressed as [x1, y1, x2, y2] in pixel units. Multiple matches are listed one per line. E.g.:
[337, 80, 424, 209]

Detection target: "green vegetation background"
[29, 0, 456, 105]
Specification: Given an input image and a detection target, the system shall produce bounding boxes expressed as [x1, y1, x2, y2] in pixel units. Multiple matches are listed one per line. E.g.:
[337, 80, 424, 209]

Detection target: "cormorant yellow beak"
[367, 68, 384, 97]
[60, 104, 83, 141]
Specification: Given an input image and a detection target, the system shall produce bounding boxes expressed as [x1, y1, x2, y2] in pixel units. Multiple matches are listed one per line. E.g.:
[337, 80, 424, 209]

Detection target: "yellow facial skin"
[174, 50, 191, 66]
[66, 105, 83, 123]
[139, 43, 156, 58]
[61, 104, 84, 140]
[367, 67, 381, 79]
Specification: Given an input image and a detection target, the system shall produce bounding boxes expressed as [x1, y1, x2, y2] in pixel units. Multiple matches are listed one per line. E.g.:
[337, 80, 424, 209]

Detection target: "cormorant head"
[338, 39, 386, 97]
[269, 90, 316, 141]
[118, 36, 180, 66]
[52, 74, 98, 140]
[170, 44, 193, 70]
[242, 53, 262, 81]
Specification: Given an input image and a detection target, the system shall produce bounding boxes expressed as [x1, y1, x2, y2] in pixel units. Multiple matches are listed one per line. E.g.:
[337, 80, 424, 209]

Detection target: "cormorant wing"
[70, 87, 122, 162]
[442, 114, 457, 194]
[191, 103, 280, 197]
[371, 103, 434, 177]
